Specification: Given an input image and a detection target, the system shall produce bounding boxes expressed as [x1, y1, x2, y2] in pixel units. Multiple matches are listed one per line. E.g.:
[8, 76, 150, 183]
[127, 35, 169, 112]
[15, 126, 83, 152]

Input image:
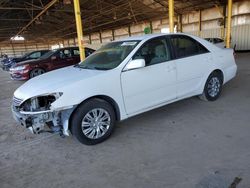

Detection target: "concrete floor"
[0, 53, 250, 188]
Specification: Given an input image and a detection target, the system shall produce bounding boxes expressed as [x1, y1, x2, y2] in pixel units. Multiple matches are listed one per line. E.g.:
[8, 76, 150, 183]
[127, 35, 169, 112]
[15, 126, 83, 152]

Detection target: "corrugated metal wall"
[0, 43, 51, 58]
[232, 24, 250, 50]
[2, 23, 249, 58]
[186, 24, 250, 50]
[1, 0, 250, 57]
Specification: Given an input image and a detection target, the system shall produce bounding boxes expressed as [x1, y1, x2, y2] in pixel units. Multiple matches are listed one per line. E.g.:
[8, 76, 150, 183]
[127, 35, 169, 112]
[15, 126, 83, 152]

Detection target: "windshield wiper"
[92, 67, 110, 70]
[74, 64, 110, 70]
[74, 64, 80, 68]
[74, 64, 87, 69]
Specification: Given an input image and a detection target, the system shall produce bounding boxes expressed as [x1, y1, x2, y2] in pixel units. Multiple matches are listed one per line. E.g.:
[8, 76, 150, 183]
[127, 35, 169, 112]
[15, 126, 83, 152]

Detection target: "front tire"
[199, 72, 223, 101]
[29, 68, 45, 78]
[70, 99, 116, 145]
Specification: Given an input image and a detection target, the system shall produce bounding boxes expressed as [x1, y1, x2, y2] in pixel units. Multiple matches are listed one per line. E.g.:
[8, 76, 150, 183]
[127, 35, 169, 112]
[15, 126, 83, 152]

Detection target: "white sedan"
[204, 37, 225, 48]
[12, 33, 237, 145]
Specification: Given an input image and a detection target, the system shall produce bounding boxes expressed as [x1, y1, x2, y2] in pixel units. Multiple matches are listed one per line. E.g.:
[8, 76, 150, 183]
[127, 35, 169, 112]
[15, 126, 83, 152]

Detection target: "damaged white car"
[12, 33, 237, 145]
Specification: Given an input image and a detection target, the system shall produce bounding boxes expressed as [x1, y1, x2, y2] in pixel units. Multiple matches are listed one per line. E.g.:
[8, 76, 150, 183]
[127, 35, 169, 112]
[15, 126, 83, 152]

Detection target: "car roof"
[118, 33, 200, 42]
[28, 49, 50, 53]
[116, 32, 220, 52]
[117, 33, 166, 41]
[55, 47, 94, 51]
[58, 47, 78, 50]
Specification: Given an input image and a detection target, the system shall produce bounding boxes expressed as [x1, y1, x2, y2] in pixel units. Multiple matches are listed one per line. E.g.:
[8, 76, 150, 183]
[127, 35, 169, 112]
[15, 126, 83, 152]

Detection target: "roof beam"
[0, 7, 41, 10]
[15, 0, 58, 36]
[0, 18, 30, 21]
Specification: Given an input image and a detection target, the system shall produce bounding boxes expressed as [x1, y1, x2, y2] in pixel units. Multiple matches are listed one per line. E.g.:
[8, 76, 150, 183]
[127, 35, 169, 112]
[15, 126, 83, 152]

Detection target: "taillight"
[233, 51, 236, 58]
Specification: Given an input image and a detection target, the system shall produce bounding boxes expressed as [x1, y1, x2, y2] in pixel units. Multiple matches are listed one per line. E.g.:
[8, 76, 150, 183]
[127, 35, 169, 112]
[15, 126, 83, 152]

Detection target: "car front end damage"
[11, 93, 75, 136]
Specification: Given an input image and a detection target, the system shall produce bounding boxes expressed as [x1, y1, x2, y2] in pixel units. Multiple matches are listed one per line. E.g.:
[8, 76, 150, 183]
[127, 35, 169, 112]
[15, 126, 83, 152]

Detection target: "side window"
[41, 51, 48, 56]
[214, 38, 224, 44]
[58, 49, 72, 59]
[29, 52, 41, 59]
[133, 38, 171, 66]
[72, 49, 80, 56]
[171, 36, 209, 59]
[85, 48, 95, 57]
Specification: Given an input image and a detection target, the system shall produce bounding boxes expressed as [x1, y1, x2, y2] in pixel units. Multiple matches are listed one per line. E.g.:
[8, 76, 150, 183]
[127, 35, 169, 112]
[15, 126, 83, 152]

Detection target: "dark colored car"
[0, 55, 10, 69]
[2, 50, 50, 71]
[9, 47, 95, 80]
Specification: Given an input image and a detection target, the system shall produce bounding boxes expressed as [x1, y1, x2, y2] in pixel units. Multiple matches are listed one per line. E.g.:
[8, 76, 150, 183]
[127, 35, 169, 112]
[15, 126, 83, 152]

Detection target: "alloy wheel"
[207, 77, 221, 97]
[30, 69, 45, 78]
[81, 108, 111, 139]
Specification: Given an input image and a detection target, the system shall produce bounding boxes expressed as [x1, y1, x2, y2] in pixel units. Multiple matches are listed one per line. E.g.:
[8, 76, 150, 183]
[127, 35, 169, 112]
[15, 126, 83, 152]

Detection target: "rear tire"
[199, 72, 223, 101]
[29, 68, 45, 78]
[70, 98, 116, 145]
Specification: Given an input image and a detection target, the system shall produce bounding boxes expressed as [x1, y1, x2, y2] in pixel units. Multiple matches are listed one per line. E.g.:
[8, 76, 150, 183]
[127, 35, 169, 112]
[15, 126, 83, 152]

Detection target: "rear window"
[170, 35, 209, 59]
[214, 38, 224, 44]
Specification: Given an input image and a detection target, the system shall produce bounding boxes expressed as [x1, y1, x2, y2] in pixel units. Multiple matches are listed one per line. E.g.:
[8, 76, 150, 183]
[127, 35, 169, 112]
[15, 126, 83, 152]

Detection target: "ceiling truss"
[0, 0, 230, 42]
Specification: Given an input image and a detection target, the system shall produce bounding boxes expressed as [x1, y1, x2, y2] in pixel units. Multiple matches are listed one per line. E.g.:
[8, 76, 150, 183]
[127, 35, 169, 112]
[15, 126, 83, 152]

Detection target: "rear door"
[169, 35, 212, 98]
[71, 48, 81, 64]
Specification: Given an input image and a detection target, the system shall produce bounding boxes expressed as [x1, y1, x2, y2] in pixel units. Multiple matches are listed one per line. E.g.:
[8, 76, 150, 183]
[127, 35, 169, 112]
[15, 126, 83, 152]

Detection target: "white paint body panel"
[175, 53, 213, 98]
[121, 60, 177, 115]
[13, 33, 237, 121]
[215, 42, 225, 49]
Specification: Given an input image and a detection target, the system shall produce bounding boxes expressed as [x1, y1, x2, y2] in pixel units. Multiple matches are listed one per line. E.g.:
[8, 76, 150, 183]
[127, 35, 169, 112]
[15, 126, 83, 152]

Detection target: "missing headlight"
[21, 93, 62, 112]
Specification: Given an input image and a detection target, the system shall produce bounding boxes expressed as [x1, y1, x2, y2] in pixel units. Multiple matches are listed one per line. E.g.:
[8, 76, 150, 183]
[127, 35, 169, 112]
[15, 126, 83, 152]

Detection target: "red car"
[9, 47, 95, 80]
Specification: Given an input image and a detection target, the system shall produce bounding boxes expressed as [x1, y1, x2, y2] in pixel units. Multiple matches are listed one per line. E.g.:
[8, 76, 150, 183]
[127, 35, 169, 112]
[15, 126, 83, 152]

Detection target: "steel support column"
[198, 10, 202, 37]
[177, 14, 182, 32]
[222, 5, 227, 40]
[226, 0, 233, 48]
[168, 0, 174, 33]
[73, 0, 85, 61]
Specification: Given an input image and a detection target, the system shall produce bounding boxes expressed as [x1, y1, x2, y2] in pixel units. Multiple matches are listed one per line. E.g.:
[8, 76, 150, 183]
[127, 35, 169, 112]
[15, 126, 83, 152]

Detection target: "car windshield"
[204, 38, 211, 42]
[39, 50, 57, 59]
[77, 40, 140, 70]
[21, 52, 30, 58]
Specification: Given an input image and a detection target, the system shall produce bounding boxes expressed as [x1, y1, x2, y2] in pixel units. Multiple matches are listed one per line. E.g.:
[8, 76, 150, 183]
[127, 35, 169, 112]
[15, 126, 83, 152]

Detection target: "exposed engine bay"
[21, 95, 57, 112]
[12, 93, 75, 136]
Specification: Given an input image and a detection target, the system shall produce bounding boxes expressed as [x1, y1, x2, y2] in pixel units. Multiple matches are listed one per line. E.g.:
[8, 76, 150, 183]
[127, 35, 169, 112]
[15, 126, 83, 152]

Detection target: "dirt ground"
[0, 53, 250, 188]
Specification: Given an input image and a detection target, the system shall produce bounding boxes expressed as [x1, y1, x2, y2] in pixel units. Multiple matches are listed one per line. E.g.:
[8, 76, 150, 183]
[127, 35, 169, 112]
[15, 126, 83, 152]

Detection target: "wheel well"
[68, 95, 121, 130]
[29, 67, 46, 78]
[92, 95, 121, 121]
[212, 69, 224, 83]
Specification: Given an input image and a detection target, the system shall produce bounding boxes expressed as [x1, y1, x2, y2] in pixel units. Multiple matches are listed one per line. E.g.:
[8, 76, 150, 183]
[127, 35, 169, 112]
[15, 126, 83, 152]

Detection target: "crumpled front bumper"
[12, 105, 55, 133]
[9, 69, 30, 80]
[11, 105, 75, 136]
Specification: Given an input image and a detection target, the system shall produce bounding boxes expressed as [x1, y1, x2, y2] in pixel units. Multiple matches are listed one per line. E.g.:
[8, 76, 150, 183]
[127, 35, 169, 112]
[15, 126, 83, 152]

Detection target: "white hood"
[14, 66, 105, 101]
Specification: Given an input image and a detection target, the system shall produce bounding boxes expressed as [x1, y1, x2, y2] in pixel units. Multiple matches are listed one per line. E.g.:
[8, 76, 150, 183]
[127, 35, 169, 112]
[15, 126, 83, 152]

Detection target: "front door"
[121, 37, 177, 116]
[52, 49, 74, 70]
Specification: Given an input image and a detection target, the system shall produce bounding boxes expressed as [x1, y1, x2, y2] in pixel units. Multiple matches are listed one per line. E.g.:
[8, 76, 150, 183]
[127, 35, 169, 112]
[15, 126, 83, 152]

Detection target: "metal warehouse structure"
[0, 0, 249, 58]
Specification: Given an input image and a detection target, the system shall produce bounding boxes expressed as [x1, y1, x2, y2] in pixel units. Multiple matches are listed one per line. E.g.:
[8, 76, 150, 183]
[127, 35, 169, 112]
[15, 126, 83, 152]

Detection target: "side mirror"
[124, 59, 145, 71]
[51, 56, 57, 60]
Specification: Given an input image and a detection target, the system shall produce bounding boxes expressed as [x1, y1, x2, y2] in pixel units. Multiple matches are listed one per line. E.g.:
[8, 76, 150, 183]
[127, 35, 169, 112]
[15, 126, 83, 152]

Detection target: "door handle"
[206, 56, 213, 61]
[167, 65, 176, 72]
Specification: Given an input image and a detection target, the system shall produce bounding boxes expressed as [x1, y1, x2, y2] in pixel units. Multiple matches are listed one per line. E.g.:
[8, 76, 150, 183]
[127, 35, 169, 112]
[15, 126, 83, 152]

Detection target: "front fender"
[50, 71, 128, 120]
